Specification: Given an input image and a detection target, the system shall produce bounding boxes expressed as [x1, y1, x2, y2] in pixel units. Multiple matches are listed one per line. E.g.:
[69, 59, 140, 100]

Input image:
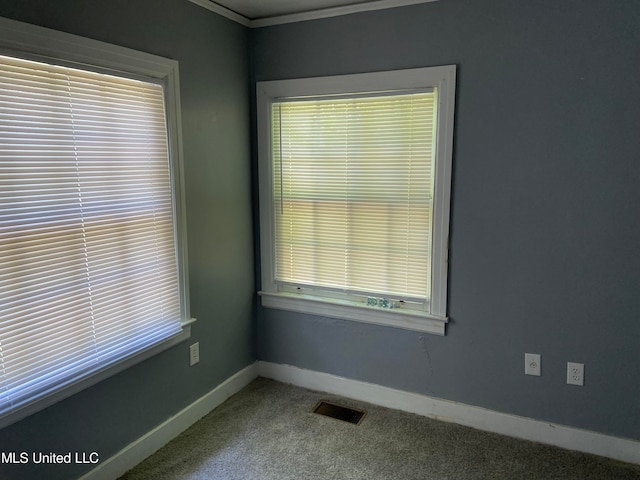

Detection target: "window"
[257, 66, 455, 335]
[0, 17, 193, 427]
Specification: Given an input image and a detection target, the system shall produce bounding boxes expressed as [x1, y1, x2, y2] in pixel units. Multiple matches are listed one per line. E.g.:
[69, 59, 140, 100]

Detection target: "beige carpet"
[120, 378, 640, 480]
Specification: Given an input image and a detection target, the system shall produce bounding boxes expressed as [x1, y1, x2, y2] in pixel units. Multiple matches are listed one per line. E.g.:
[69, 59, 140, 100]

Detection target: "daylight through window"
[258, 66, 456, 335]
[0, 49, 191, 425]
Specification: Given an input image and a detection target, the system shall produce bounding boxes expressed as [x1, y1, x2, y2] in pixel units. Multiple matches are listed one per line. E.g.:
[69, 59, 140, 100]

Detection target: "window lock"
[366, 297, 400, 309]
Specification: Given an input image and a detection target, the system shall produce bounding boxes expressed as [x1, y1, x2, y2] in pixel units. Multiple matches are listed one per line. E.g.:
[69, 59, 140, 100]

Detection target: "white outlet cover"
[567, 362, 584, 386]
[189, 342, 200, 366]
[525, 353, 541, 376]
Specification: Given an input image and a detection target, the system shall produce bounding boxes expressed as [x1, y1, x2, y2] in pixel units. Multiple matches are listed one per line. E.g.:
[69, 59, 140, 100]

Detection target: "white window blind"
[271, 92, 436, 303]
[0, 53, 184, 420]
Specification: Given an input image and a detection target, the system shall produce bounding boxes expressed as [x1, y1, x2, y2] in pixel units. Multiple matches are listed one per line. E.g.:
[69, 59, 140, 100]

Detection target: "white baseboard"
[80, 362, 259, 480]
[79, 359, 639, 479]
[258, 361, 640, 466]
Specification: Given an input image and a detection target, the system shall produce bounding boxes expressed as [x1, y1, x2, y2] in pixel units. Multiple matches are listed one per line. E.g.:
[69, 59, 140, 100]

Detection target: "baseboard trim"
[258, 361, 640, 466]
[79, 362, 259, 480]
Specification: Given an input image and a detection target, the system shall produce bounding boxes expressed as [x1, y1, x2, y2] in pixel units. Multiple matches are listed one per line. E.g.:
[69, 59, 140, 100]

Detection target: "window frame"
[257, 66, 456, 335]
[0, 16, 194, 428]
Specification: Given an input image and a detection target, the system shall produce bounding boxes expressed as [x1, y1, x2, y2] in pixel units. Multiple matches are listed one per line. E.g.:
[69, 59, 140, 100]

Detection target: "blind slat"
[0, 53, 183, 420]
[272, 92, 436, 300]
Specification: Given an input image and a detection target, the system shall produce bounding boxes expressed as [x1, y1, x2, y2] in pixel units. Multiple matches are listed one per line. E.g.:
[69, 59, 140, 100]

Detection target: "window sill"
[0, 318, 196, 429]
[259, 291, 447, 335]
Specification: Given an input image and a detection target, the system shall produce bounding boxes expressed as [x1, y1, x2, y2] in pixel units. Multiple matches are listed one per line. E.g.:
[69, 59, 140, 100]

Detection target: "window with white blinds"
[272, 92, 434, 301]
[258, 67, 455, 335]
[0, 19, 192, 426]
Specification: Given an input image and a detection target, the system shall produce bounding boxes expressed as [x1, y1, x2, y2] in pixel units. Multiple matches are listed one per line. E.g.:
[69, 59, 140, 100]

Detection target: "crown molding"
[187, 0, 251, 26]
[188, 0, 439, 28]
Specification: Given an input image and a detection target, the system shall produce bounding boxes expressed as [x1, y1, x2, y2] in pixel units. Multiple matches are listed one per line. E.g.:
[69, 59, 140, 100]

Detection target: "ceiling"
[188, 0, 438, 27]
[217, 0, 374, 19]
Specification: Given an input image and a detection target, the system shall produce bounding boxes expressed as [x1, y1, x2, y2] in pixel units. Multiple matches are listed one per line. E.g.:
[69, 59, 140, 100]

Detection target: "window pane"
[0, 54, 183, 419]
[272, 92, 436, 301]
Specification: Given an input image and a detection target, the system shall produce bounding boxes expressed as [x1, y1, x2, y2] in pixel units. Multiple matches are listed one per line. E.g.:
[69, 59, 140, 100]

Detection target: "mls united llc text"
[1, 451, 99, 464]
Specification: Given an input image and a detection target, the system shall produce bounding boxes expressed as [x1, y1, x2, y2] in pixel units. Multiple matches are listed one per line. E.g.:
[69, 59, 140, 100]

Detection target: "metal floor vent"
[312, 401, 366, 425]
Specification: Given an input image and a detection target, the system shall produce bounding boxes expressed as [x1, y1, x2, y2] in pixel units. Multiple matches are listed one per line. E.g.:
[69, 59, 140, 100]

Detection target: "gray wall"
[253, 0, 640, 441]
[0, 1, 638, 478]
[0, 1, 254, 479]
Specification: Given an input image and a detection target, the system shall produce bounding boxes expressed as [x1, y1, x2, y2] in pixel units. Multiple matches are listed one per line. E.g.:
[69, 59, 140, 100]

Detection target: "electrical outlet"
[567, 362, 584, 386]
[189, 342, 200, 366]
[525, 353, 541, 376]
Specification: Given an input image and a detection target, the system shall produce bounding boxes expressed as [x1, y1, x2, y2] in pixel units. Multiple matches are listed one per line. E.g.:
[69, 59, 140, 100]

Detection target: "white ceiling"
[188, 0, 439, 27]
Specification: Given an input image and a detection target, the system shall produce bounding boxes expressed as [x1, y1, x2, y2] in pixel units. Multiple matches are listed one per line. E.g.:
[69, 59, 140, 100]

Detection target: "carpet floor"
[119, 378, 640, 480]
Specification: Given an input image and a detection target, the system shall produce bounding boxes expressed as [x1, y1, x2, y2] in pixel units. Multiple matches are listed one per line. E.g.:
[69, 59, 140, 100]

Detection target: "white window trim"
[257, 66, 456, 336]
[0, 16, 194, 428]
